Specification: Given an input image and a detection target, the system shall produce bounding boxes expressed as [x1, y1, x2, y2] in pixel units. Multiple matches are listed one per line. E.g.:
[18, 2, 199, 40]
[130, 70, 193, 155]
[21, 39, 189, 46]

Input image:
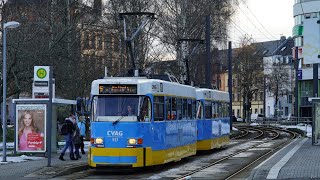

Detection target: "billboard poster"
[15, 104, 46, 152]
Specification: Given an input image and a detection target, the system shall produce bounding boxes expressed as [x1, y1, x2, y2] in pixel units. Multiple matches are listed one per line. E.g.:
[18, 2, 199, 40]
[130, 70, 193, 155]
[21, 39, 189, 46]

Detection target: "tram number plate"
[112, 138, 119, 142]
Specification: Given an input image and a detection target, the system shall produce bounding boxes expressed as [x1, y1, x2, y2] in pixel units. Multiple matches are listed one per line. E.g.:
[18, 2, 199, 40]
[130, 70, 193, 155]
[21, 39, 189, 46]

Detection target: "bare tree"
[266, 60, 291, 117]
[233, 36, 264, 122]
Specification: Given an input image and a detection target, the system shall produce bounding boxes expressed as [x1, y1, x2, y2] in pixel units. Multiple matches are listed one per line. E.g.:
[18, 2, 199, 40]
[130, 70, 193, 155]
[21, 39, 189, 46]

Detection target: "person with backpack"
[59, 114, 77, 161]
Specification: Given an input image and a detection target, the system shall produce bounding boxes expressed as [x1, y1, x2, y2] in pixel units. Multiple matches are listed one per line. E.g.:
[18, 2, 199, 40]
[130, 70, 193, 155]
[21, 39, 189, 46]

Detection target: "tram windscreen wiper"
[113, 116, 125, 125]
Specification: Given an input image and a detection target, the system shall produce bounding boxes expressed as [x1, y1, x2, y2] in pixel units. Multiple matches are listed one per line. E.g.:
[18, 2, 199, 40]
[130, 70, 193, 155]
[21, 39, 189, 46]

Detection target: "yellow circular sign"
[36, 68, 47, 79]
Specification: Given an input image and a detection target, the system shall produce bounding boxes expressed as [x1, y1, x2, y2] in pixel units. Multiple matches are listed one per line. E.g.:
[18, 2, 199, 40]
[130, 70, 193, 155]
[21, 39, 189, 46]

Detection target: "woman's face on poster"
[23, 113, 32, 127]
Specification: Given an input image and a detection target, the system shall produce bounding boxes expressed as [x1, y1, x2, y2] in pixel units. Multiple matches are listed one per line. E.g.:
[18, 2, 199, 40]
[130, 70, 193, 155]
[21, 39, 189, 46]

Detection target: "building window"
[305, 13, 311, 19]
[113, 37, 119, 52]
[255, 108, 258, 113]
[288, 94, 293, 103]
[260, 92, 264, 101]
[97, 33, 102, 50]
[84, 33, 90, 49]
[294, 15, 303, 25]
[237, 109, 240, 117]
[260, 108, 263, 114]
[294, 37, 303, 47]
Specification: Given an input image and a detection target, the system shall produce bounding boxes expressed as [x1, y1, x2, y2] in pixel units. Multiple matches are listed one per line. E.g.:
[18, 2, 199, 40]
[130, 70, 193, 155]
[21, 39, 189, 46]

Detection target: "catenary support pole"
[228, 41, 233, 130]
[205, 15, 212, 88]
[2, 27, 7, 162]
[294, 46, 299, 118]
[47, 66, 53, 167]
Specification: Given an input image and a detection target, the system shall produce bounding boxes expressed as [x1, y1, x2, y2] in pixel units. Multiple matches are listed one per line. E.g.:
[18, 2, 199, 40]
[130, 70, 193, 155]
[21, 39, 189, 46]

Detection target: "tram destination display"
[99, 84, 137, 94]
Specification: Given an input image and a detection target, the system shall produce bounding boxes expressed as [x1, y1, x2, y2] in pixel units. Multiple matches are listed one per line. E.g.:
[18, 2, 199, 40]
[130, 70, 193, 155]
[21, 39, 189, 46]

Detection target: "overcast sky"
[230, 0, 294, 44]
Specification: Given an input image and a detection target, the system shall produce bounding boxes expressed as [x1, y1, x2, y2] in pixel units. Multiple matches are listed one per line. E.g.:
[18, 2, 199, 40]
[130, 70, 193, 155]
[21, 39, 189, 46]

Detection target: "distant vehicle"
[251, 114, 264, 122]
[237, 117, 243, 122]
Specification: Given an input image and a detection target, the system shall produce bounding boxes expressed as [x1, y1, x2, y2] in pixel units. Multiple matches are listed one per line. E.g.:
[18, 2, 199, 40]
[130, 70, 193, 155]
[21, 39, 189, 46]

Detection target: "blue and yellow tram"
[195, 88, 230, 150]
[88, 77, 198, 168]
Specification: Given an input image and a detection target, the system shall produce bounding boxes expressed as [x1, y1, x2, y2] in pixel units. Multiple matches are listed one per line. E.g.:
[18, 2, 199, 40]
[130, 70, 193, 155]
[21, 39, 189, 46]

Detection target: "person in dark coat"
[59, 114, 76, 161]
[73, 123, 82, 160]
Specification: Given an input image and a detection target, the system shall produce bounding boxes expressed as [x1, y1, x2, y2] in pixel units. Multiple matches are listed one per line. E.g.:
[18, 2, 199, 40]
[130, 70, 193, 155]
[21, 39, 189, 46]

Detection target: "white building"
[293, 0, 320, 117]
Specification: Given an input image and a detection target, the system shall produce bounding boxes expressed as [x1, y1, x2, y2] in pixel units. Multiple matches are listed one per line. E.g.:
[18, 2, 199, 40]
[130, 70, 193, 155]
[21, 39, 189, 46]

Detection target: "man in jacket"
[59, 114, 77, 161]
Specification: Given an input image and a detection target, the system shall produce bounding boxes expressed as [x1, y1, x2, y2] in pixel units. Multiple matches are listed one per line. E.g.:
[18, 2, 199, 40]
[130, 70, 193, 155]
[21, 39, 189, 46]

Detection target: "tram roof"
[91, 77, 196, 97]
[196, 88, 229, 102]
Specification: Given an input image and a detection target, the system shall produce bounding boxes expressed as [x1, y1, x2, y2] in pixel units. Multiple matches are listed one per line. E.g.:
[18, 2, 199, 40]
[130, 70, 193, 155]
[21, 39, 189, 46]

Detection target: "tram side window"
[212, 102, 218, 118]
[182, 99, 188, 119]
[205, 101, 212, 119]
[154, 96, 164, 121]
[196, 100, 203, 119]
[139, 96, 151, 122]
[192, 100, 196, 119]
[172, 98, 177, 120]
[165, 97, 172, 120]
[217, 102, 222, 118]
[223, 103, 229, 117]
[187, 99, 192, 119]
[176, 98, 182, 120]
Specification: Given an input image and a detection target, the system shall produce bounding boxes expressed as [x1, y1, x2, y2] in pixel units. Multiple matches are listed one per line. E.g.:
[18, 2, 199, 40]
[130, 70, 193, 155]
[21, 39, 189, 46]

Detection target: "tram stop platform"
[248, 137, 320, 179]
[0, 152, 88, 179]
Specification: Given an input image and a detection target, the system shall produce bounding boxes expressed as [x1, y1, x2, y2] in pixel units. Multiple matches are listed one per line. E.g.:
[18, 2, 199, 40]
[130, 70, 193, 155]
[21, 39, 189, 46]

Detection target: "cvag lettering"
[107, 131, 123, 137]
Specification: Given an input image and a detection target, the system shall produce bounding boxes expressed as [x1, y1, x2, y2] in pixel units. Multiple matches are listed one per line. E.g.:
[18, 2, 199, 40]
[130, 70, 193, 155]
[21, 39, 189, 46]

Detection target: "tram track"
[57, 126, 298, 180]
[225, 128, 297, 180]
[173, 126, 296, 180]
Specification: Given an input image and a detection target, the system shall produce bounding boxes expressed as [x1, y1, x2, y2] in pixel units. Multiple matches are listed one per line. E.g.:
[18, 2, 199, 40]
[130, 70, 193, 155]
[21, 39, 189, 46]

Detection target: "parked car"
[237, 117, 243, 122]
[251, 114, 264, 122]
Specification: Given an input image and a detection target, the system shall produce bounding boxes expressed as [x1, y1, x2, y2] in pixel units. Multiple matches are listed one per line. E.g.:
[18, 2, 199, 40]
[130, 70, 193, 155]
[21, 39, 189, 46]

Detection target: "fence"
[258, 117, 312, 126]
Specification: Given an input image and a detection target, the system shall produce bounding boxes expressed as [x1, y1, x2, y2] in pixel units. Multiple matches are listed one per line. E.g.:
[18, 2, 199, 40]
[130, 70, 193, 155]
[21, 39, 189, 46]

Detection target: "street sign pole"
[47, 66, 53, 167]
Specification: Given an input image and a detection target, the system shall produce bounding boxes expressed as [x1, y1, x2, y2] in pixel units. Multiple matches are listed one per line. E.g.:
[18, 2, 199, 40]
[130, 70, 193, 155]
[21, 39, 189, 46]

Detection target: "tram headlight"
[127, 138, 143, 145]
[128, 138, 137, 145]
[94, 138, 104, 144]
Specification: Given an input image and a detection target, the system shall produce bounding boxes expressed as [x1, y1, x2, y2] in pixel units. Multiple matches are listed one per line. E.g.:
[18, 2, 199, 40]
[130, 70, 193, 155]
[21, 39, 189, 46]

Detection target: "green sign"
[36, 68, 47, 79]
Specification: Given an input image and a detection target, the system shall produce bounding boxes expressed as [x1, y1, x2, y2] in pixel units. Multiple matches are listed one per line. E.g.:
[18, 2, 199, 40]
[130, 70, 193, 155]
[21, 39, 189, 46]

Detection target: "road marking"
[253, 138, 298, 170]
[266, 138, 308, 179]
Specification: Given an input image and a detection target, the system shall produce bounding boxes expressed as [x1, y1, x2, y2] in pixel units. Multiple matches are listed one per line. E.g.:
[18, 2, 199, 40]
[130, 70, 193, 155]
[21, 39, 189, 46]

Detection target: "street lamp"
[2, 21, 20, 162]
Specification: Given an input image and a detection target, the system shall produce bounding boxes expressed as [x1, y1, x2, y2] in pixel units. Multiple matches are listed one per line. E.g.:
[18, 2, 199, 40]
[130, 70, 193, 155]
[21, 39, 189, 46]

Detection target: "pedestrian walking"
[77, 116, 86, 154]
[59, 114, 76, 161]
[73, 123, 82, 160]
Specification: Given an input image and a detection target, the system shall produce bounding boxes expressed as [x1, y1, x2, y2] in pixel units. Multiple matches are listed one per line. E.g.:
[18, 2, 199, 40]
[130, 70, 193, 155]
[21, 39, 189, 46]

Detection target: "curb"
[25, 162, 89, 179]
[53, 163, 89, 178]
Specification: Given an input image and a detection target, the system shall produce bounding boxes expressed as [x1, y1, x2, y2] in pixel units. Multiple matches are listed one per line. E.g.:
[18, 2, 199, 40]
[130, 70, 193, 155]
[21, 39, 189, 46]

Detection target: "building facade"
[293, 0, 320, 117]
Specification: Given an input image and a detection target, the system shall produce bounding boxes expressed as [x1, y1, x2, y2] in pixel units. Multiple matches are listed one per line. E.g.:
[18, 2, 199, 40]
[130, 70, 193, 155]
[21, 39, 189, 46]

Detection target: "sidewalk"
[0, 152, 88, 179]
[248, 137, 320, 179]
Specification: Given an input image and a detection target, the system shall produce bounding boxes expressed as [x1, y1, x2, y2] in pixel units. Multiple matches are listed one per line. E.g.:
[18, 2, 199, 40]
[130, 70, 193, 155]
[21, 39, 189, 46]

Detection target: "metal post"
[314, 63, 318, 97]
[205, 16, 212, 88]
[13, 102, 16, 155]
[228, 41, 233, 129]
[2, 27, 7, 162]
[47, 66, 53, 167]
[263, 75, 266, 117]
[294, 46, 299, 118]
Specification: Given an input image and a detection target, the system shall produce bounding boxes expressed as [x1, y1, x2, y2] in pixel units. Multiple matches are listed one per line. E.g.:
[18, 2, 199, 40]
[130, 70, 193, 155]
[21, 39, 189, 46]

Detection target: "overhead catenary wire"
[236, 2, 275, 41]
[240, 0, 278, 40]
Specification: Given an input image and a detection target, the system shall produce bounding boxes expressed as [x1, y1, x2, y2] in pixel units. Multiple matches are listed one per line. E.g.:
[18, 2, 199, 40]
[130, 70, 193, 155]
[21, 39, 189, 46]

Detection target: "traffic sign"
[34, 66, 49, 82]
